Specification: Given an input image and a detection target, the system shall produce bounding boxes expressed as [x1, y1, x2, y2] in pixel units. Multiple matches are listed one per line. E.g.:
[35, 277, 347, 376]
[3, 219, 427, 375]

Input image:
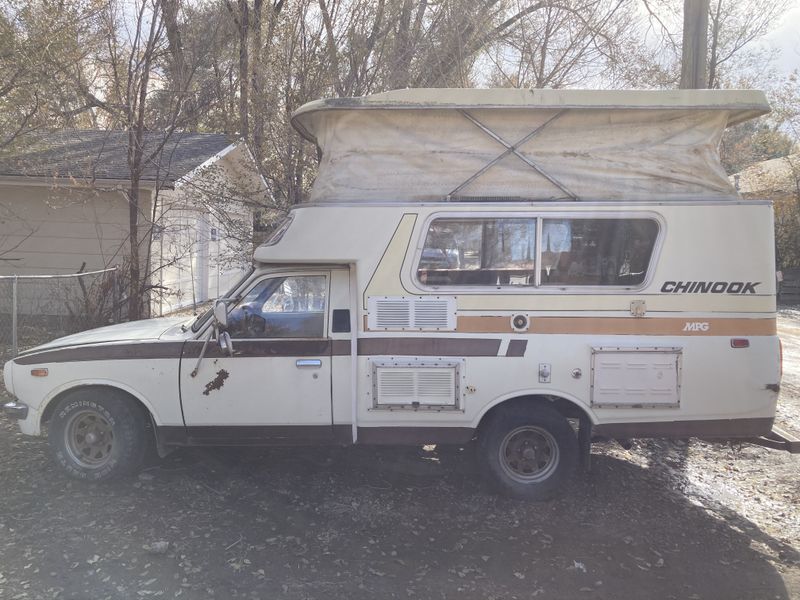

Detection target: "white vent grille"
[367, 296, 456, 331]
[371, 359, 463, 410]
[373, 299, 412, 329]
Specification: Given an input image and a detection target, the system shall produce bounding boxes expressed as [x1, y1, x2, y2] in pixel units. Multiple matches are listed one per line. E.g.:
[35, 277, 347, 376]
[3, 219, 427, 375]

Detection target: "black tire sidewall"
[47, 391, 146, 481]
[480, 404, 578, 501]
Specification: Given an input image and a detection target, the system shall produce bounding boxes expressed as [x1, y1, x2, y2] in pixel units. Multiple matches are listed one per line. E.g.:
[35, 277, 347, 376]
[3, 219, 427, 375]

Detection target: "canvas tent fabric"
[291, 88, 770, 203]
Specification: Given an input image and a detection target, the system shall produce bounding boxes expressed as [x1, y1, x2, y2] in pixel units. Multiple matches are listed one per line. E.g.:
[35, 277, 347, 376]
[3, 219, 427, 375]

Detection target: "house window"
[417, 218, 537, 286]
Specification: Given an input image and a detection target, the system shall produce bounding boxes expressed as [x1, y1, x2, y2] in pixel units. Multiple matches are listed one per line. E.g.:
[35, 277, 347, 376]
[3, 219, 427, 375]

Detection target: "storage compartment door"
[591, 347, 682, 408]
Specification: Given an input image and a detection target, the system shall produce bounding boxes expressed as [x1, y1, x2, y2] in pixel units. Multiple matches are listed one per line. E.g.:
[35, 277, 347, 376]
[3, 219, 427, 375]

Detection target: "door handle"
[296, 359, 322, 368]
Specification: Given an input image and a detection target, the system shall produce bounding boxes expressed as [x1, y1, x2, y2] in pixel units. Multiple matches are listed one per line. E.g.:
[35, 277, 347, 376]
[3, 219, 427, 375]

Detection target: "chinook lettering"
[660, 281, 760, 294]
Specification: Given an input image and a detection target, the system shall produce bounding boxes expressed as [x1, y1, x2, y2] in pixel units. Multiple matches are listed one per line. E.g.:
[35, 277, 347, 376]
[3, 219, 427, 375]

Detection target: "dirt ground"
[1, 319, 800, 599]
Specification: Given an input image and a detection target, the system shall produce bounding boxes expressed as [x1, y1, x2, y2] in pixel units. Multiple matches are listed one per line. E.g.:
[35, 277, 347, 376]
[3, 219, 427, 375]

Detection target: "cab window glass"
[540, 219, 658, 286]
[228, 275, 327, 338]
[417, 218, 536, 286]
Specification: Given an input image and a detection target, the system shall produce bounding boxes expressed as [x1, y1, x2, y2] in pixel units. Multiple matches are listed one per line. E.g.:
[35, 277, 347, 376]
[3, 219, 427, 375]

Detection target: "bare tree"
[0, 0, 101, 152]
[482, 0, 638, 89]
[637, 0, 792, 89]
[84, 0, 223, 319]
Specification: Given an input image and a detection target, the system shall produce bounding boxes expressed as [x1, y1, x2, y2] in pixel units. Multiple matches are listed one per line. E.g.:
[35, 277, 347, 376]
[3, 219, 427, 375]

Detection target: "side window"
[417, 218, 537, 286]
[227, 275, 327, 338]
[540, 219, 658, 286]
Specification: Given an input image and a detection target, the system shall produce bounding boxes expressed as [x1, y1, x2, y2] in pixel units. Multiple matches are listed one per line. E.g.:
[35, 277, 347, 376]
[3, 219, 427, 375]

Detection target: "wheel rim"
[498, 425, 559, 484]
[64, 409, 115, 469]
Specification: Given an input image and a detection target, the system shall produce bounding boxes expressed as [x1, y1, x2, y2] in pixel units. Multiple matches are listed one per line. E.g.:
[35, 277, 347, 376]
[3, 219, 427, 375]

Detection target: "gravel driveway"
[1, 318, 799, 600]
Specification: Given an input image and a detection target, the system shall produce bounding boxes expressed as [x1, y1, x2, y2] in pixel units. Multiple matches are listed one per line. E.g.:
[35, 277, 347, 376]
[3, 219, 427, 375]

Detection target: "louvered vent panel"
[417, 371, 455, 398]
[372, 361, 462, 408]
[377, 370, 416, 397]
[374, 299, 412, 329]
[413, 299, 451, 328]
[367, 296, 456, 331]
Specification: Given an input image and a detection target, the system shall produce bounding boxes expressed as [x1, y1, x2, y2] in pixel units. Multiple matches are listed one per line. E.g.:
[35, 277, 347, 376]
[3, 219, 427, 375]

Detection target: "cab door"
[179, 270, 336, 443]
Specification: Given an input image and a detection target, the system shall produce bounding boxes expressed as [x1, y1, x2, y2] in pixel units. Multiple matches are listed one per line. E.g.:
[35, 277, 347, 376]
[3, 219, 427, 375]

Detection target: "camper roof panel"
[291, 88, 770, 204]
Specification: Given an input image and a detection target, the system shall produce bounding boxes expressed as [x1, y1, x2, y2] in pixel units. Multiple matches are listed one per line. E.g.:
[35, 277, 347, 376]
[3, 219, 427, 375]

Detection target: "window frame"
[223, 270, 331, 340]
[411, 211, 665, 294]
[262, 213, 295, 247]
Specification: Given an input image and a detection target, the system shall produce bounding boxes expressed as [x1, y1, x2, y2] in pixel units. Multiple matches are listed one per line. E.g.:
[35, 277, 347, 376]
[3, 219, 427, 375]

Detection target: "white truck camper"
[3, 88, 794, 500]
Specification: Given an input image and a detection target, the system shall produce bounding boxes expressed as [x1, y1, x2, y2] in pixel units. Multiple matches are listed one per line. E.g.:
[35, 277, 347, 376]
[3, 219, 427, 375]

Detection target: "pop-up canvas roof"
[291, 88, 769, 203]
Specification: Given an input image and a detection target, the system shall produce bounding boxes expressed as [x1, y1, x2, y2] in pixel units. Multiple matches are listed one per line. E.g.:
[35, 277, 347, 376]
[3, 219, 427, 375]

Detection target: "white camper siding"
[255, 201, 778, 435]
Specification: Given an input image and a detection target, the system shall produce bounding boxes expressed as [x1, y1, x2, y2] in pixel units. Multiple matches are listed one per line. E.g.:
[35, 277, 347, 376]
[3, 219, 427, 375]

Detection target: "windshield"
[190, 265, 256, 332]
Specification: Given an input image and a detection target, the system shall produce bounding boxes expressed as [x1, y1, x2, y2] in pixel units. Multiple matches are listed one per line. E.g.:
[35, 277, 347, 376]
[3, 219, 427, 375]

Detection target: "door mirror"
[213, 300, 228, 330]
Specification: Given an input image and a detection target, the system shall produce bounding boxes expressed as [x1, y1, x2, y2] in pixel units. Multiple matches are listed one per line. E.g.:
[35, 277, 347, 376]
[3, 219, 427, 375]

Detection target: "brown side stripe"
[356, 337, 501, 357]
[456, 316, 777, 336]
[16, 338, 505, 364]
[182, 339, 331, 359]
[594, 417, 773, 439]
[14, 342, 187, 365]
[506, 340, 527, 357]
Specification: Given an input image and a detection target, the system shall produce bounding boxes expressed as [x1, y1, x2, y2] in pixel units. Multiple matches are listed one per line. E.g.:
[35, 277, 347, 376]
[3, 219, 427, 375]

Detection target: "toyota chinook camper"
[2, 88, 791, 500]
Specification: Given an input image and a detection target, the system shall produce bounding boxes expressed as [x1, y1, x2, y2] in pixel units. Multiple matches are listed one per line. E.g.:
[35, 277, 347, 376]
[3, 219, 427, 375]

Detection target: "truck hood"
[17, 317, 190, 356]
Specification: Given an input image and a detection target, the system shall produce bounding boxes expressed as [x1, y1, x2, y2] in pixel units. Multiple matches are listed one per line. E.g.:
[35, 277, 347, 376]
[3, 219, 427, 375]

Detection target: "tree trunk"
[706, 0, 723, 89]
[251, 0, 263, 158]
[161, 0, 196, 127]
[680, 0, 710, 89]
[127, 132, 143, 321]
[126, 3, 159, 321]
[238, 0, 250, 137]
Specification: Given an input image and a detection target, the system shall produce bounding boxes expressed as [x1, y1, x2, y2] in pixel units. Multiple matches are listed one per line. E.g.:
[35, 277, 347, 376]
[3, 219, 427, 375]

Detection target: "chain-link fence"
[0, 267, 122, 360]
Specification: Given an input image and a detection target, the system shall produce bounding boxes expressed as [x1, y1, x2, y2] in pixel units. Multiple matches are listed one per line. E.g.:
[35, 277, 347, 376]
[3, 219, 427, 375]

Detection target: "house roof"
[732, 153, 800, 195]
[0, 129, 235, 185]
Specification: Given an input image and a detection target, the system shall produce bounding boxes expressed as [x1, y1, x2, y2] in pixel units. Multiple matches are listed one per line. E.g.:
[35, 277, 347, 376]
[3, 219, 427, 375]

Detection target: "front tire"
[479, 403, 578, 500]
[47, 390, 148, 481]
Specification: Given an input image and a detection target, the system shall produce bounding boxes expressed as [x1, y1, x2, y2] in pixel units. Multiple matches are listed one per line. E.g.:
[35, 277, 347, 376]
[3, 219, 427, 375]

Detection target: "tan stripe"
[456, 316, 776, 336]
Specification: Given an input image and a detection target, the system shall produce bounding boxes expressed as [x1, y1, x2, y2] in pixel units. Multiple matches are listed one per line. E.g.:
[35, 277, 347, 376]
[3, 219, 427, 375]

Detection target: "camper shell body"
[2, 89, 784, 495]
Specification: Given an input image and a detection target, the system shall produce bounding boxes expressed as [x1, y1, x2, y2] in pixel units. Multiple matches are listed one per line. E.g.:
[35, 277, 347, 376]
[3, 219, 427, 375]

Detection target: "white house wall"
[0, 184, 144, 275]
[153, 190, 252, 316]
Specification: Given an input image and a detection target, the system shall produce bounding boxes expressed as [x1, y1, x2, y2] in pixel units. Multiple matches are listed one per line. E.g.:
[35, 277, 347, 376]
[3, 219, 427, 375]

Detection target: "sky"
[764, 4, 800, 74]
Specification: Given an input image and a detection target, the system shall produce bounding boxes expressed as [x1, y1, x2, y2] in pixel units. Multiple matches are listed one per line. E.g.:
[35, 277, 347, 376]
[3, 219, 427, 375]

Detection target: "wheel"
[479, 403, 578, 500]
[47, 389, 149, 481]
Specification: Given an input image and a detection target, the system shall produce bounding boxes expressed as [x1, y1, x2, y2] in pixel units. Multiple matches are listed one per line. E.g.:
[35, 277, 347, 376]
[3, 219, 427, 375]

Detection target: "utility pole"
[680, 0, 710, 89]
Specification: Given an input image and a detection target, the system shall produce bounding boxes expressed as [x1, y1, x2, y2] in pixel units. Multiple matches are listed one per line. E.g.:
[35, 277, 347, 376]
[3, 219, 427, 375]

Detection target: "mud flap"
[578, 416, 592, 473]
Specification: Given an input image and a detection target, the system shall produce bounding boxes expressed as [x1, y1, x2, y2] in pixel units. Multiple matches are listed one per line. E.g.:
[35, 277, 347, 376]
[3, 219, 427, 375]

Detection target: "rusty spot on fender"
[203, 369, 229, 396]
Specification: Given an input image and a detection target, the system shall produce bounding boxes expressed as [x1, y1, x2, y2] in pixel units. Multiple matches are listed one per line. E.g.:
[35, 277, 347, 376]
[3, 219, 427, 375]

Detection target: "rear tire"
[47, 389, 148, 481]
[479, 403, 578, 500]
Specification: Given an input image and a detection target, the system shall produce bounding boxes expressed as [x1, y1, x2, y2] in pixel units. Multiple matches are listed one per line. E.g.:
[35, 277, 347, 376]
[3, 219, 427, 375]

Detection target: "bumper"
[2, 400, 29, 420]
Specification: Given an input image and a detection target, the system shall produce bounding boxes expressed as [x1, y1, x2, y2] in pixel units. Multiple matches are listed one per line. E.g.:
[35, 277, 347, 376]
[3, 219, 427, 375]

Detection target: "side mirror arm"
[191, 302, 235, 377]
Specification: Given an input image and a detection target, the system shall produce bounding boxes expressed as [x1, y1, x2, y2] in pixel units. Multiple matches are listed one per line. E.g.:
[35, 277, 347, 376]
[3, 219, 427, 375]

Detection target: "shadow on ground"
[0, 420, 796, 600]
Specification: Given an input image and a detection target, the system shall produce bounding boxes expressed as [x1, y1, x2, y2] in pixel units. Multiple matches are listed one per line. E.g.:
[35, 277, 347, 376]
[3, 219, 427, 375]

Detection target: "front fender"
[39, 379, 164, 432]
